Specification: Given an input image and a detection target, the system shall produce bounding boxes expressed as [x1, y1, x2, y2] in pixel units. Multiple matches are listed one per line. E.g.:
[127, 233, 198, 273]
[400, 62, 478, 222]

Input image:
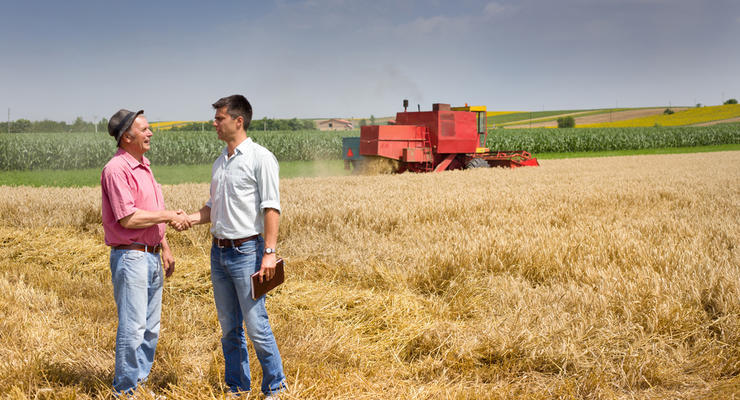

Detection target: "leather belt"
[113, 243, 161, 253]
[213, 235, 259, 248]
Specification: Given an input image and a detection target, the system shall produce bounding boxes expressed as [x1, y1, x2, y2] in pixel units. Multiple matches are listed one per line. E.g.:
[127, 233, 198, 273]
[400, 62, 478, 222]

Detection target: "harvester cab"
[342, 100, 539, 173]
[450, 104, 488, 152]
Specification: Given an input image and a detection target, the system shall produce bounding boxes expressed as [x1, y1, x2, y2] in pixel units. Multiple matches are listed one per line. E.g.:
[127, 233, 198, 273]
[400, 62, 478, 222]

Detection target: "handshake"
[168, 209, 193, 232]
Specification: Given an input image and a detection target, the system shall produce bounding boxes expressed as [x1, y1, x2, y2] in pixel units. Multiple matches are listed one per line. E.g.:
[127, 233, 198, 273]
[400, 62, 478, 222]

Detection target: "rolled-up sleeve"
[257, 152, 281, 213]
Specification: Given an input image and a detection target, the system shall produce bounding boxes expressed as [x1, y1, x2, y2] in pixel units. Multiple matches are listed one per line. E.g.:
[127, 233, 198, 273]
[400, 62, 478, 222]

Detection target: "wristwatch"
[264, 247, 276, 255]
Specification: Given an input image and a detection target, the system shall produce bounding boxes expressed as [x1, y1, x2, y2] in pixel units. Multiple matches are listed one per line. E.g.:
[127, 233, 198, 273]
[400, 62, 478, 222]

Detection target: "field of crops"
[150, 121, 200, 130]
[582, 104, 740, 128]
[0, 152, 738, 399]
[487, 110, 592, 126]
[0, 130, 348, 170]
[486, 111, 519, 118]
[2, 125, 739, 171]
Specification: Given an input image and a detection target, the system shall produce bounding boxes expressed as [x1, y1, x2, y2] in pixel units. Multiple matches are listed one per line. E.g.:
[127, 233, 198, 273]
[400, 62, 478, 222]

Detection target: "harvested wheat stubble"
[0, 151, 738, 399]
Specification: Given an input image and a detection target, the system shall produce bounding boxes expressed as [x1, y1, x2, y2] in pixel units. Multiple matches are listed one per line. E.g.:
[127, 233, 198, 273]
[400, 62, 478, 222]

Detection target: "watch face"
[265, 248, 275, 254]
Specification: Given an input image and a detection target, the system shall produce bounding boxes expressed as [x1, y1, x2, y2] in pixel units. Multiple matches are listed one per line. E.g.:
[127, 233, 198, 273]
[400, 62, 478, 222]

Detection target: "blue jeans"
[109, 248, 164, 394]
[210, 236, 286, 395]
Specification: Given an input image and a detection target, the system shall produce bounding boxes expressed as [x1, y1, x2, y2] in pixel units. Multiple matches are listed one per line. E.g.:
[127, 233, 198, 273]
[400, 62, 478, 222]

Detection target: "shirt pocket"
[225, 171, 255, 198]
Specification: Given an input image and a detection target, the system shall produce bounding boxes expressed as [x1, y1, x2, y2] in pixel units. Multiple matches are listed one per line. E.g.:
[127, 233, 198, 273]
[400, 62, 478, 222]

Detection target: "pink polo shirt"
[101, 148, 166, 247]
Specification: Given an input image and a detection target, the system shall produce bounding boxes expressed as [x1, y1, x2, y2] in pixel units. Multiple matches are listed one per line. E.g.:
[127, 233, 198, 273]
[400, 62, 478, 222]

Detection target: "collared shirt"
[101, 148, 166, 247]
[206, 137, 280, 239]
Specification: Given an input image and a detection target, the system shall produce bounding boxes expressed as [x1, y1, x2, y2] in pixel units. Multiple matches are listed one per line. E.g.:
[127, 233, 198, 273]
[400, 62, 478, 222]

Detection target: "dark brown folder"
[251, 258, 285, 300]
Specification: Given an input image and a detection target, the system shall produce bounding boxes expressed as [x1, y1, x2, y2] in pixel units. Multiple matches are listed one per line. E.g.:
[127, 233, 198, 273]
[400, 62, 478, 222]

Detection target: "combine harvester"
[343, 100, 539, 173]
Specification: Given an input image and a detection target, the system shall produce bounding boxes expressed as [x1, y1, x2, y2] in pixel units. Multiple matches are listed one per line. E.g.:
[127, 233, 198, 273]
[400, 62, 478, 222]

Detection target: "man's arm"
[160, 235, 175, 277]
[187, 205, 211, 226]
[258, 208, 280, 282]
[119, 209, 189, 230]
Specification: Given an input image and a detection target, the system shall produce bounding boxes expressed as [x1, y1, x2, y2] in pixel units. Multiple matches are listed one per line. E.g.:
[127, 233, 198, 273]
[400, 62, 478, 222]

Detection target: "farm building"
[317, 118, 353, 131]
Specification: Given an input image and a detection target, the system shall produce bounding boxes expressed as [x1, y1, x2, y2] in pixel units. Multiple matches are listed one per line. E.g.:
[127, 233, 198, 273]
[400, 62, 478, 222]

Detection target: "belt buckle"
[216, 238, 225, 249]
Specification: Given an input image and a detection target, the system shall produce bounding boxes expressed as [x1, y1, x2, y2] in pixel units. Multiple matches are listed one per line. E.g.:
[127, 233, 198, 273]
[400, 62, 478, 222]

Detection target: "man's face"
[213, 106, 242, 141]
[123, 116, 153, 155]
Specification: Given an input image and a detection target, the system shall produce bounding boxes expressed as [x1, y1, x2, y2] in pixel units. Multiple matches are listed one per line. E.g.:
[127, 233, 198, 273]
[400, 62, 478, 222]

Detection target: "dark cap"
[108, 109, 144, 144]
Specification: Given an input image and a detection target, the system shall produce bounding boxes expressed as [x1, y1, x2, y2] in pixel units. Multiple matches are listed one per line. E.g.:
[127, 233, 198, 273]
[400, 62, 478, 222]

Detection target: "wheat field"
[0, 152, 738, 399]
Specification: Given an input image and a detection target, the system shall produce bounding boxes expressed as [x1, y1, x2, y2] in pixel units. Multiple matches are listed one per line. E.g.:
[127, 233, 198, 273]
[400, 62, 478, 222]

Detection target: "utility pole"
[7, 108, 10, 134]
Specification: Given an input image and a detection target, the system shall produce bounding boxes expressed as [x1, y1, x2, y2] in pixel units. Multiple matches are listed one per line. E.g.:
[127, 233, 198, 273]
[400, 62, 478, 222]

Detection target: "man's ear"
[235, 116, 244, 130]
[120, 131, 132, 144]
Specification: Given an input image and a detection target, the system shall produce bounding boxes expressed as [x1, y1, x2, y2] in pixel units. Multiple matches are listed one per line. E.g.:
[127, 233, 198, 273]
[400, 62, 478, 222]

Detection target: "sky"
[1, 0, 739, 123]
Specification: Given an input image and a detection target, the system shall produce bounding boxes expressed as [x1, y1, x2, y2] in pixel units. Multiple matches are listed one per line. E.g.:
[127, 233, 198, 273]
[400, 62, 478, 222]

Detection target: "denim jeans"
[109, 248, 164, 394]
[210, 236, 286, 395]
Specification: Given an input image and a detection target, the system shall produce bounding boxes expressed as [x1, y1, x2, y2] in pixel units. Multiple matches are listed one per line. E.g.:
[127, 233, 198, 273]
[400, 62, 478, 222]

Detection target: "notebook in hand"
[251, 258, 285, 300]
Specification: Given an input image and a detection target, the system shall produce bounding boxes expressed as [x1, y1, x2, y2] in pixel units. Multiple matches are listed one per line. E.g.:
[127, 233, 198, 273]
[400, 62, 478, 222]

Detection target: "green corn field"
[1, 125, 738, 171]
[0, 130, 348, 170]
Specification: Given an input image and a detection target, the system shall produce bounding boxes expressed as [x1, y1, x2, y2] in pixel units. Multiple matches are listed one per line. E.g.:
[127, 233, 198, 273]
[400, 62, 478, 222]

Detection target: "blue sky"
[1, 0, 739, 123]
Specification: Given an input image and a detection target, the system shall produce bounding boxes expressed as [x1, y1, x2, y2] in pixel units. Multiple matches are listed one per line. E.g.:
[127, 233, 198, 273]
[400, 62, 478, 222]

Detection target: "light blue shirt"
[206, 137, 281, 239]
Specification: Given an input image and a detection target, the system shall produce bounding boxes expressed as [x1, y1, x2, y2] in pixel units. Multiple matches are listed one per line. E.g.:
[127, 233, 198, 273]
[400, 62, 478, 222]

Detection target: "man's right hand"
[169, 209, 192, 231]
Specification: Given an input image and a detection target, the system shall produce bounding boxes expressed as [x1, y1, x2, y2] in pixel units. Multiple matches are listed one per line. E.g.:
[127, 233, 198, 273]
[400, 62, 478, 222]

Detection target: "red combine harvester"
[343, 100, 539, 173]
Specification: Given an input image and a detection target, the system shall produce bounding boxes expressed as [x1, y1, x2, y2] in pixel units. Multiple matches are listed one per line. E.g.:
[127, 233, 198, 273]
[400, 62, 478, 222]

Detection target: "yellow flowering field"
[582, 104, 740, 127]
[486, 111, 519, 117]
[150, 121, 198, 130]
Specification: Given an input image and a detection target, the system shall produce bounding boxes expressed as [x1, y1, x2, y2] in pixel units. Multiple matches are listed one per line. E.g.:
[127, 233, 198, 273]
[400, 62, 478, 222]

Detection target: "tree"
[11, 119, 31, 133]
[557, 116, 575, 128]
[71, 116, 94, 132]
[724, 98, 738, 105]
[97, 118, 109, 134]
[370, 115, 376, 125]
[34, 119, 68, 132]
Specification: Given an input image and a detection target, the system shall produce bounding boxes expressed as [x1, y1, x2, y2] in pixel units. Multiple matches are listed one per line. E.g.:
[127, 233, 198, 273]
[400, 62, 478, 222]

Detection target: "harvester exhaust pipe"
[403, 99, 408, 112]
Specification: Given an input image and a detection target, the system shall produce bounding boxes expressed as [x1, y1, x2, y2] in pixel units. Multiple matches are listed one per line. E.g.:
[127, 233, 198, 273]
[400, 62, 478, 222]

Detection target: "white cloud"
[405, 15, 457, 34]
[484, 2, 506, 17]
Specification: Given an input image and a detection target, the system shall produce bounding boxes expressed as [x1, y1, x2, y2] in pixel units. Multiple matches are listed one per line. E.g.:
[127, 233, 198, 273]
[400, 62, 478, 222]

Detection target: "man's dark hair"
[212, 95, 253, 130]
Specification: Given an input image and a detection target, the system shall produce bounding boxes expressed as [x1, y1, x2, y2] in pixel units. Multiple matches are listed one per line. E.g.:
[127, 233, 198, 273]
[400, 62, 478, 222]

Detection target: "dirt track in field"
[505, 107, 689, 128]
[692, 116, 740, 126]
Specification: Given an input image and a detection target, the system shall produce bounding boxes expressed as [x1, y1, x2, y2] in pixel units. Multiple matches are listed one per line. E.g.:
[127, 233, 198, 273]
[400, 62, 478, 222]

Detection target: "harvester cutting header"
[343, 100, 539, 173]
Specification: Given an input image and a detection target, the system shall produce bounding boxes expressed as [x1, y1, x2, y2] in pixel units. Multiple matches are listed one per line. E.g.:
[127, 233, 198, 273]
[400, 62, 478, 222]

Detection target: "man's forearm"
[161, 235, 171, 252]
[188, 205, 211, 226]
[263, 208, 279, 250]
[119, 209, 177, 230]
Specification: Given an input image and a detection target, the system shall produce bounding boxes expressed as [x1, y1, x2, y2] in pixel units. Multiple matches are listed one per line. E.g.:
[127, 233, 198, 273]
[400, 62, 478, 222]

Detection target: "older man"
[101, 109, 189, 395]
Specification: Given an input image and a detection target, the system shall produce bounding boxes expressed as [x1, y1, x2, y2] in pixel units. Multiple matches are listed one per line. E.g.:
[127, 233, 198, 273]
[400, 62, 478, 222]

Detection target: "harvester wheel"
[465, 158, 489, 169]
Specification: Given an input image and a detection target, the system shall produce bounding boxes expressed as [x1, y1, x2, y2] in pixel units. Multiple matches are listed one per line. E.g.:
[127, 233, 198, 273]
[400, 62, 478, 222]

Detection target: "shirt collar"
[116, 148, 150, 168]
[222, 137, 253, 157]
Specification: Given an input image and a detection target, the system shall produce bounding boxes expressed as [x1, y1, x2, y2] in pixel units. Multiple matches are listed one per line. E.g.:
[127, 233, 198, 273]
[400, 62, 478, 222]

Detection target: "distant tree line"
[166, 118, 315, 132]
[0, 117, 108, 133]
[248, 117, 316, 131]
[0, 116, 317, 133]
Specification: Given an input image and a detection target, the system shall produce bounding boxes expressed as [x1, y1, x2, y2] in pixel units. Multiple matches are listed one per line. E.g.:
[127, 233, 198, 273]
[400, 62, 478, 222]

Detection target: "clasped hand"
[168, 209, 192, 231]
